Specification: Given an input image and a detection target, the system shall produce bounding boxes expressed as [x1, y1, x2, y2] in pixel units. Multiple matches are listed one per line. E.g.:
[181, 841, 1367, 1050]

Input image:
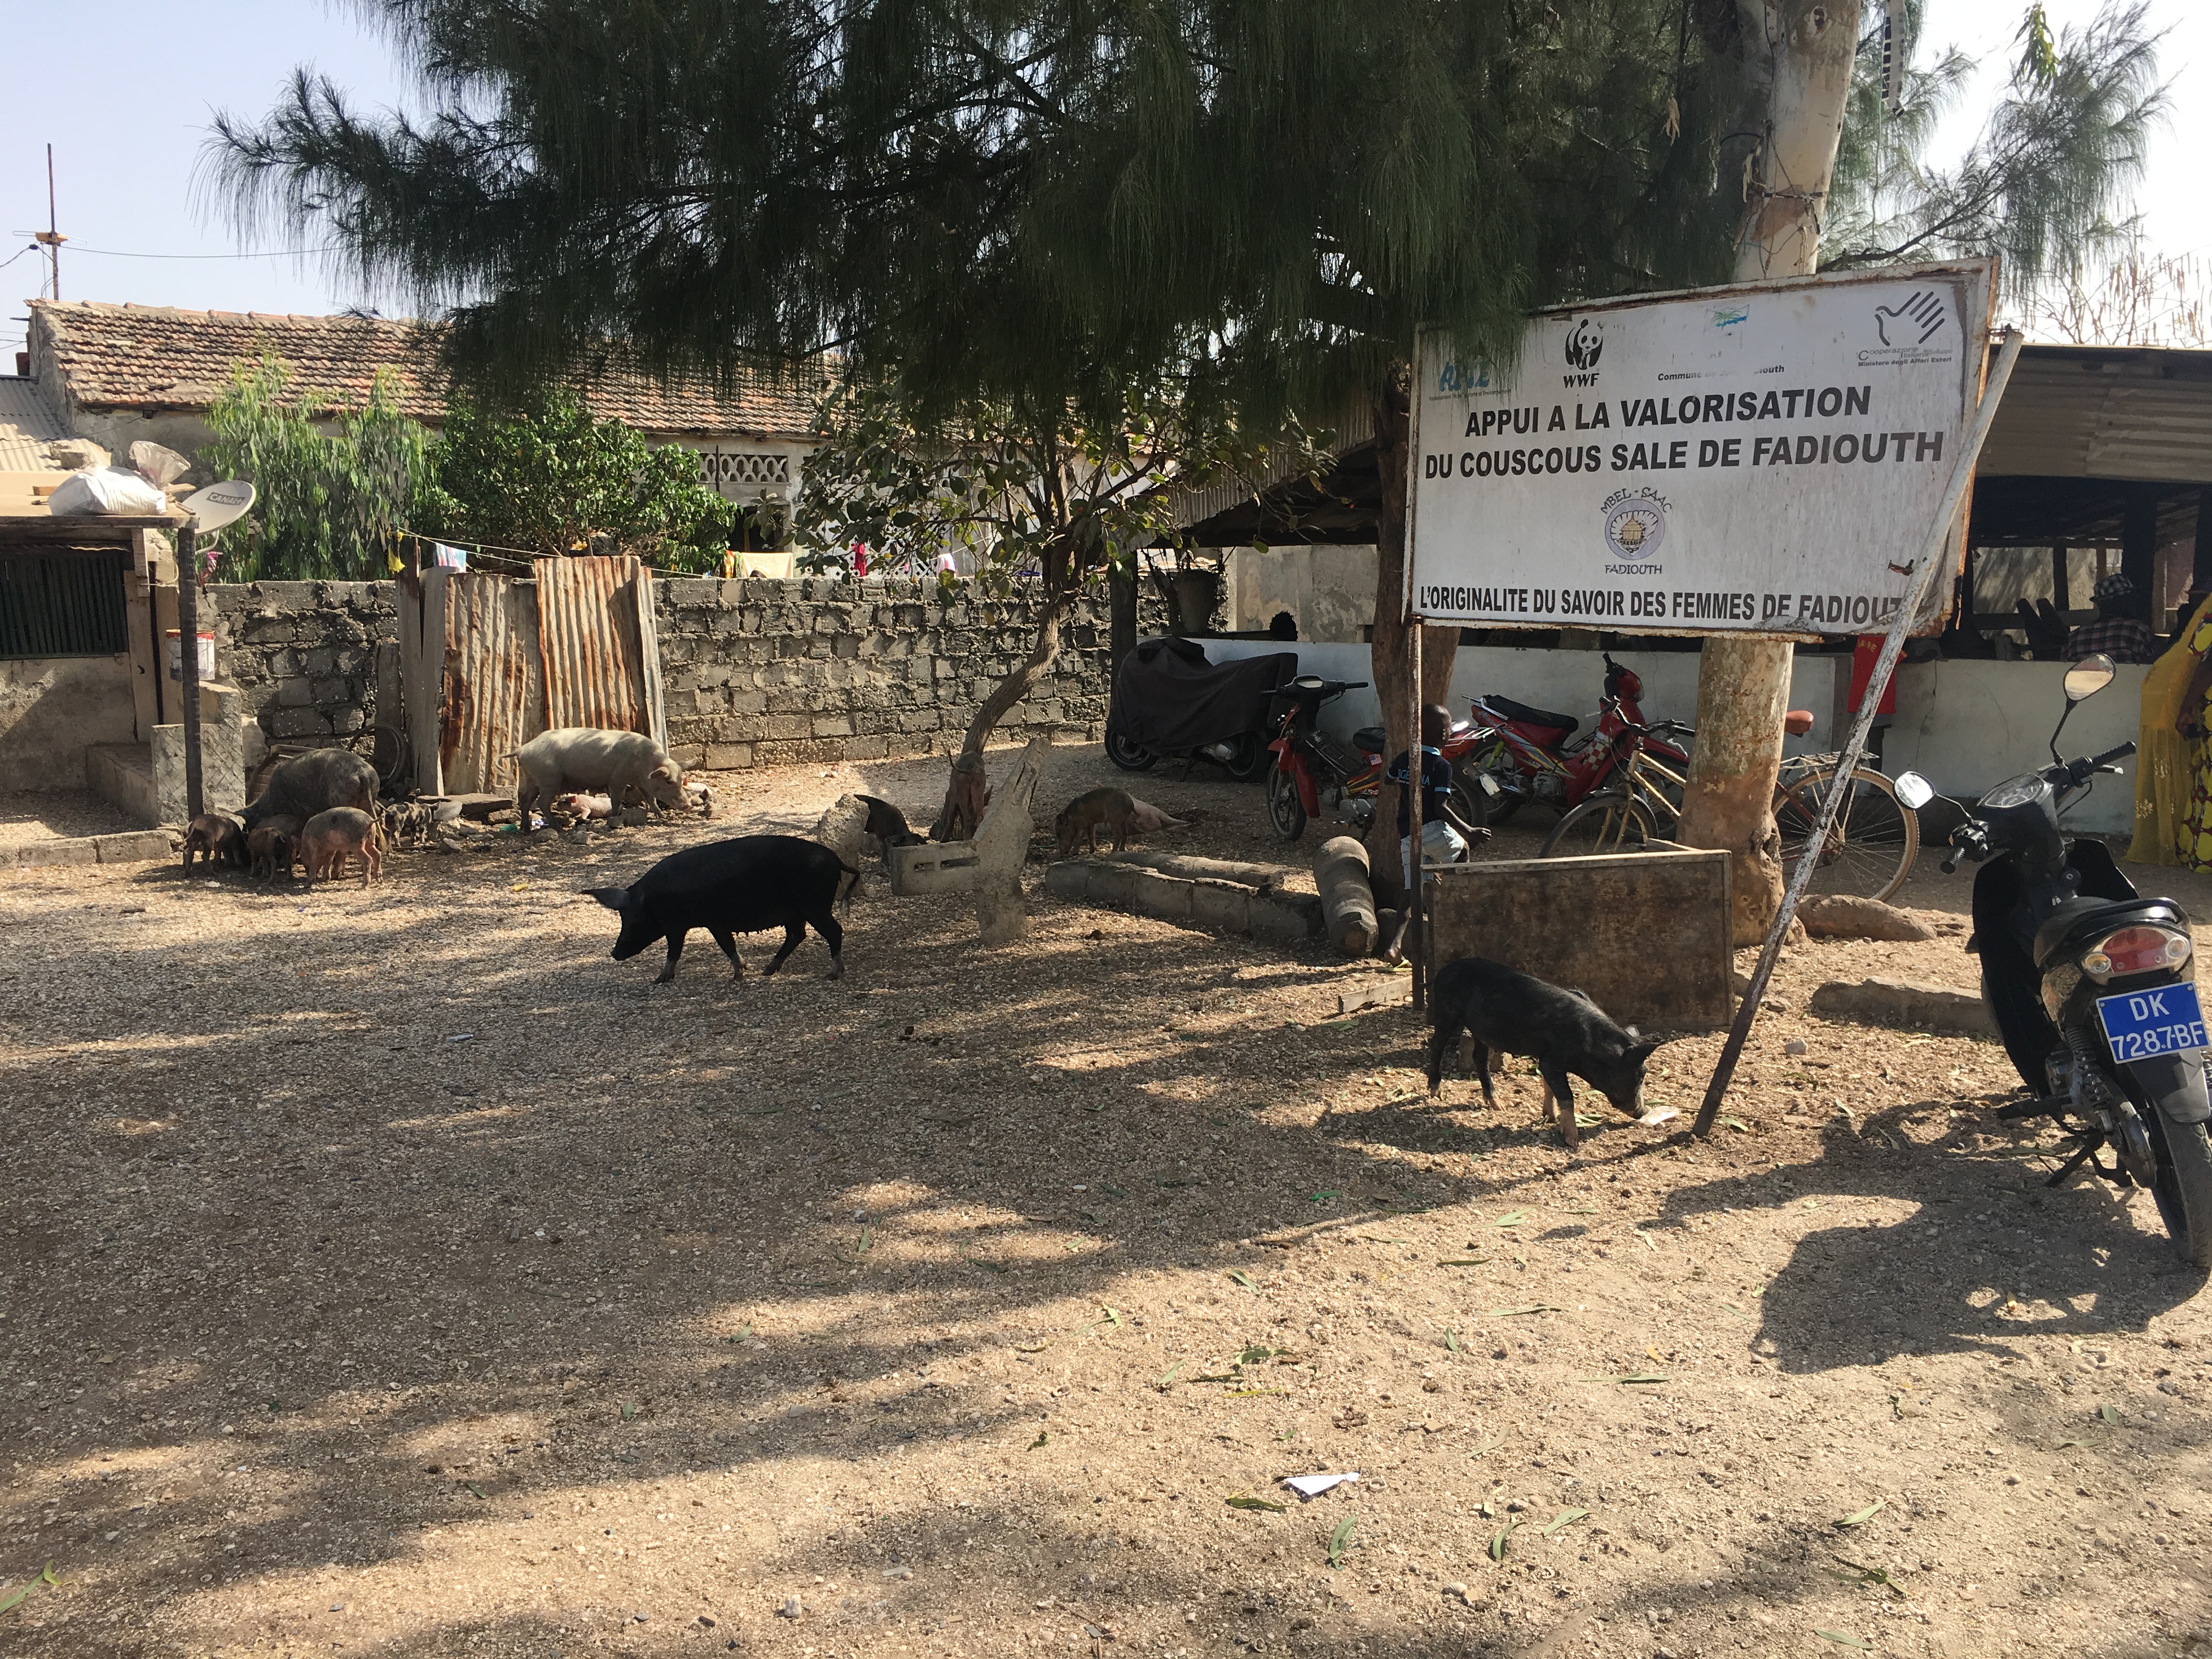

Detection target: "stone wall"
[206, 582, 399, 743]
[654, 578, 1115, 770]
[196, 575, 1129, 770]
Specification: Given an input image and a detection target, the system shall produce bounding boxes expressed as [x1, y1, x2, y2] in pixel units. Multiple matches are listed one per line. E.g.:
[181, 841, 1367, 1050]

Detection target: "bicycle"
[1538, 729, 1920, 902]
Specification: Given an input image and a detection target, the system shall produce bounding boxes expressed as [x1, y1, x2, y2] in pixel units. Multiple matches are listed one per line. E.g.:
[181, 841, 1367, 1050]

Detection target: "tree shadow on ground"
[3, 821, 2206, 1657]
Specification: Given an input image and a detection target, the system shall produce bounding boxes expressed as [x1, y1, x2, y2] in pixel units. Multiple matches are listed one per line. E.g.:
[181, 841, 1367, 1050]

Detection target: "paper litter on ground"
[1284, 1472, 1360, 1498]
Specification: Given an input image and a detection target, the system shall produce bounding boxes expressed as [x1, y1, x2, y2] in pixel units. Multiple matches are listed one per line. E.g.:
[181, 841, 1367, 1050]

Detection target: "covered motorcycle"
[1105, 637, 1298, 780]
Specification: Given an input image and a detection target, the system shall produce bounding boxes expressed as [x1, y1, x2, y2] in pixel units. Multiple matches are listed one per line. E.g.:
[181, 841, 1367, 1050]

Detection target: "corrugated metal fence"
[397, 555, 666, 797]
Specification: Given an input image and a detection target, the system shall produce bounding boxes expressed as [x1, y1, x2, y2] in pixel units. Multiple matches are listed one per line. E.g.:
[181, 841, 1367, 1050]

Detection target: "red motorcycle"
[1265, 675, 1492, 842]
[1464, 654, 1691, 825]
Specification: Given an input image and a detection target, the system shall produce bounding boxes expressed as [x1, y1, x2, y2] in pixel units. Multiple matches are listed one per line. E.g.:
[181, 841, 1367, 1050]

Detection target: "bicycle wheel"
[1775, 766, 1919, 902]
[1539, 792, 1655, 858]
[1267, 761, 1309, 841]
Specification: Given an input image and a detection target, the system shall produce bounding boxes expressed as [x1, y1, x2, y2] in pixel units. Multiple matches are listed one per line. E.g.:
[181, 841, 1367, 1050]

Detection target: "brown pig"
[1054, 787, 1184, 855]
[247, 816, 301, 881]
[182, 812, 245, 872]
[300, 807, 382, 888]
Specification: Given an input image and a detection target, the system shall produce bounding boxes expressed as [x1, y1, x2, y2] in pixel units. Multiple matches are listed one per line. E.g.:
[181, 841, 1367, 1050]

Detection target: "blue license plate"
[2095, 982, 2209, 1062]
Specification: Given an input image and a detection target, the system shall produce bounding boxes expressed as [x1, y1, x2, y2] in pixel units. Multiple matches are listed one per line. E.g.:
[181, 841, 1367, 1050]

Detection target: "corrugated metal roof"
[537, 555, 651, 733]
[0, 377, 66, 472]
[438, 572, 544, 795]
[1164, 400, 1377, 533]
[1980, 343, 2212, 482]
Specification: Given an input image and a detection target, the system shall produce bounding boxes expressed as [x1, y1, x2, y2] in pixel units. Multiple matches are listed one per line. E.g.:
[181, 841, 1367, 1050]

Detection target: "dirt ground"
[3, 741, 2209, 1659]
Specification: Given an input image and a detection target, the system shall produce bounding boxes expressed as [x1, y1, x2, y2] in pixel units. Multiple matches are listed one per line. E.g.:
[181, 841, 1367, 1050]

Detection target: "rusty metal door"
[402, 557, 664, 799]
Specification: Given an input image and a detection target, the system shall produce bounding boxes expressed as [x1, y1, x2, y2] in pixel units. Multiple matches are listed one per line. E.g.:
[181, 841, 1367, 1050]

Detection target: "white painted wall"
[1884, 658, 2146, 836]
[1189, 639, 2153, 837]
[1198, 638, 1850, 754]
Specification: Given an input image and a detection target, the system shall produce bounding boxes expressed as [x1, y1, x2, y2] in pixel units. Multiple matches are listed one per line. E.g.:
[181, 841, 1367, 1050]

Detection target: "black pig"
[241, 748, 380, 832]
[1426, 956, 1669, 1148]
[585, 835, 856, 983]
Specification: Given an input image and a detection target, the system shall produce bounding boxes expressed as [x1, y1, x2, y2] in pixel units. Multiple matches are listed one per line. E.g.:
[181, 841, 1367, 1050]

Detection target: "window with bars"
[0, 550, 131, 659]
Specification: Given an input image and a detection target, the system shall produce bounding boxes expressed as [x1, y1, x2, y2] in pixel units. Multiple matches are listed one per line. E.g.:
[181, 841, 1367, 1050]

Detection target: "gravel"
[1, 741, 2207, 1657]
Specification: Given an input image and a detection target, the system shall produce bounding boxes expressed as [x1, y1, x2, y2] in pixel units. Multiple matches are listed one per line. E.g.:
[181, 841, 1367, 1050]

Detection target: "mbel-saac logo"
[1601, 486, 1668, 566]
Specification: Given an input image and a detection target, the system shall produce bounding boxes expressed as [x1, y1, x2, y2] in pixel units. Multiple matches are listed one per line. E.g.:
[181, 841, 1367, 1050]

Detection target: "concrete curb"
[5, 829, 177, 870]
[1044, 858, 1322, 943]
[1808, 977, 1997, 1038]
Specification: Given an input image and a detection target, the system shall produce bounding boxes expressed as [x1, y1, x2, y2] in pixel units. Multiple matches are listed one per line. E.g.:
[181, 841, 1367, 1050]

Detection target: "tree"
[202, 351, 429, 582]
[209, 0, 1741, 853]
[416, 386, 735, 567]
[798, 368, 1307, 835]
[1825, 1, 2165, 299]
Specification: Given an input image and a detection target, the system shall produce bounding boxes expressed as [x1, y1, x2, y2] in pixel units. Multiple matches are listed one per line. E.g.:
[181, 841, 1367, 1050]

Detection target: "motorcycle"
[1264, 676, 1492, 842]
[1464, 654, 1691, 825]
[1897, 652, 2212, 1266]
[1104, 637, 1297, 781]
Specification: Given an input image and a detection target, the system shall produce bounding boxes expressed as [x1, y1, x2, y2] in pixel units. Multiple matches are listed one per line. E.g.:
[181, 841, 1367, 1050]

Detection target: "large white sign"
[1407, 262, 1994, 636]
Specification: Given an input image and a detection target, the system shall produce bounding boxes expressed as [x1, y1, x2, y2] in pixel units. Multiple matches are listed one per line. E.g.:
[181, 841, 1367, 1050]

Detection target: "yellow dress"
[2129, 594, 2212, 868]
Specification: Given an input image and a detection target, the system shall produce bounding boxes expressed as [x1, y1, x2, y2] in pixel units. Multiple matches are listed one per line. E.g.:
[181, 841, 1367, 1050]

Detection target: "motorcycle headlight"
[2081, 926, 2193, 981]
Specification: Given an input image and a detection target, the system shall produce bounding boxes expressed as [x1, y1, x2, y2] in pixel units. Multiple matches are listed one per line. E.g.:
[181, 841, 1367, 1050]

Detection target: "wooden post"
[2194, 488, 2212, 594]
[972, 734, 1053, 946]
[178, 523, 204, 821]
[2121, 483, 2160, 622]
[2052, 543, 2070, 616]
[1408, 617, 1425, 1012]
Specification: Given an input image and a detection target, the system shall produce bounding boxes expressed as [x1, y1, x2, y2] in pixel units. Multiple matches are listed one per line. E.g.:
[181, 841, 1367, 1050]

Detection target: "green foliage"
[208, 1, 1741, 432]
[415, 387, 735, 568]
[1826, 0, 2165, 298]
[798, 370, 1316, 600]
[202, 352, 428, 582]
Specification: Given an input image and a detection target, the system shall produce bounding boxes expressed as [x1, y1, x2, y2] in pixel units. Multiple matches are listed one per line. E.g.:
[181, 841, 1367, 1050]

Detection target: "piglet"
[247, 817, 301, 881]
[183, 812, 245, 872]
[552, 791, 615, 822]
[1426, 956, 1672, 1148]
[300, 806, 382, 888]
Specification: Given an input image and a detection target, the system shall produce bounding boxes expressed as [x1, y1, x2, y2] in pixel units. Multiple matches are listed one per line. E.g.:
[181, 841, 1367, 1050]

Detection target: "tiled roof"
[0, 375, 68, 471]
[28, 300, 820, 442]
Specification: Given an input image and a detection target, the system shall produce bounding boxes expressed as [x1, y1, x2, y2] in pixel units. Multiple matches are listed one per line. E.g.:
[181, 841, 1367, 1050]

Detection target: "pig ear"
[584, 885, 630, 912]
[1627, 1038, 1664, 1066]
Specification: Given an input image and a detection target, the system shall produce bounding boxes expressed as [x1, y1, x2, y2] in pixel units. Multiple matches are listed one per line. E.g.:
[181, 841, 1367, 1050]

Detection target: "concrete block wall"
[194, 574, 1134, 771]
[653, 578, 1117, 770]
[206, 581, 399, 743]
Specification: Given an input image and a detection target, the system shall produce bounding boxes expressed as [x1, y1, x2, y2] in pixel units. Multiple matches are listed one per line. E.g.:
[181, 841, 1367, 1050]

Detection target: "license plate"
[2095, 982, 2210, 1062]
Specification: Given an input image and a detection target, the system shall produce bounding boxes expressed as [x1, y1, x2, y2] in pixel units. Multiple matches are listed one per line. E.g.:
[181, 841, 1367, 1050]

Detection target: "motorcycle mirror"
[2064, 654, 2115, 702]
[1893, 771, 1936, 810]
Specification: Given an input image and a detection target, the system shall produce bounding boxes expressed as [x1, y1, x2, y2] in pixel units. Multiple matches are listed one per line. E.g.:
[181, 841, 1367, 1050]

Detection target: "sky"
[3, 0, 2207, 368]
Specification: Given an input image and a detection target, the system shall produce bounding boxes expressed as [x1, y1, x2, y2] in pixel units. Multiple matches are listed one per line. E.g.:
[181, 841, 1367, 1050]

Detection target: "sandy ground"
[2, 741, 2209, 1659]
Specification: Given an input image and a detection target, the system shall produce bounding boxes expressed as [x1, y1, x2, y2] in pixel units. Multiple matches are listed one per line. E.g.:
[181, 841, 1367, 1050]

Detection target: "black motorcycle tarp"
[1105, 638, 1299, 754]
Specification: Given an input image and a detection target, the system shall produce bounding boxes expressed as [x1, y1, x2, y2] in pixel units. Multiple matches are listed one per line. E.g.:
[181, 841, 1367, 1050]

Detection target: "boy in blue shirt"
[1380, 703, 1487, 963]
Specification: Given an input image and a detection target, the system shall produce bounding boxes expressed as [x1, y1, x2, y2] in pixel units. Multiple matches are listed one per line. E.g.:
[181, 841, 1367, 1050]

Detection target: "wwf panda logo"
[1563, 317, 1605, 371]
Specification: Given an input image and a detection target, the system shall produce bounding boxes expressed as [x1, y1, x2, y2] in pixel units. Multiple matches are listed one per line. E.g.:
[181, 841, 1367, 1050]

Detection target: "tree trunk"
[932, 585, 1077, 840]
[1363, 365, 1463, 906]
[1109, 556, 1137, 672]
[1677, 0, 1864, 945]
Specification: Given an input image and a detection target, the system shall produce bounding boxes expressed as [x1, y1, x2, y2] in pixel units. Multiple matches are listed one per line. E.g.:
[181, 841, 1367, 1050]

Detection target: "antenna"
[33, 144, 65, 301]
[1879, 0, 1909, 114]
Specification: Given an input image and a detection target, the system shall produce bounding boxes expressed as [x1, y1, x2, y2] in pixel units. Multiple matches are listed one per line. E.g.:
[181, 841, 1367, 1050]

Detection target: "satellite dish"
[182, 479, 255, 532]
